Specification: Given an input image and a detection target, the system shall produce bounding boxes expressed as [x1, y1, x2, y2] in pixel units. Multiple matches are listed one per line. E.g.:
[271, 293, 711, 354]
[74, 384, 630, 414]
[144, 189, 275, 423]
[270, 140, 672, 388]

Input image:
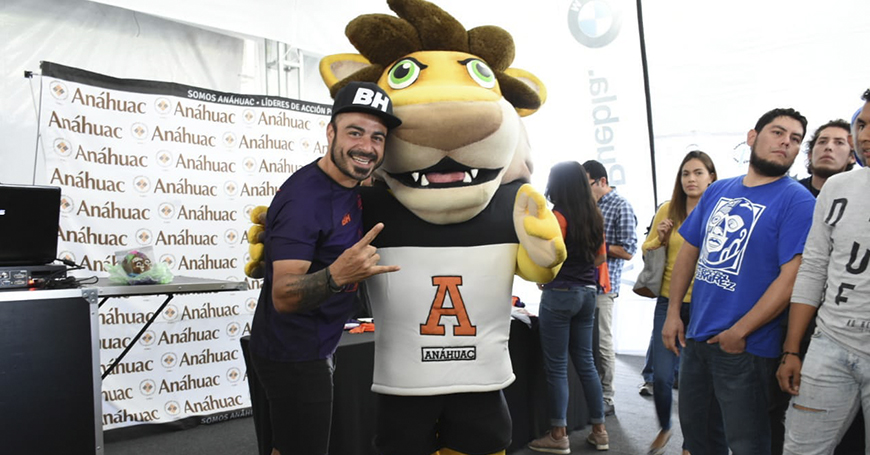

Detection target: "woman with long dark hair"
[643, 151, 722, 455]
[529, 161, 609, 453]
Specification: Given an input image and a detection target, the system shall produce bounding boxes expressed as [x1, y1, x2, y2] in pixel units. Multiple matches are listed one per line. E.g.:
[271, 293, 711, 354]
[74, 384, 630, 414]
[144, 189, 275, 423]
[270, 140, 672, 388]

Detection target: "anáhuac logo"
[568, 0, 623, 48]
[156, 229, 218, 246]
[139, 330, 156, 347]
[53, 138, 72, 157]
[245, 298, 257, 314]
[154, 97, 172, 115]
[226, 367, 242, 384]
[160, 254, 176, 270]
[175, 254, 239, 271]
[58, 225, 128, 246]
[243, 205, 256, 223]
[133, 175, 152, 193]
[226, 322, 241, 338]
[161, 352, 178, 369]
[162, 304, 180, 322]
[242, 157, 257, 173]
[136, 228, 153, 245]
[156, 150, 174, 168]
[164, 400, 181, 417]
[222, 132, 237, 148]
[224, 180, 239, 197]
[242, 109, 256, 125]
[60, 195, 75, 214]
[49, 80, 69, 100]
[140, 379, 157, 397]
[301, 138, 312, 153]
[158, 202, 176, 220]
[224, 228, 239, 245]
[131, 122, 149, 141]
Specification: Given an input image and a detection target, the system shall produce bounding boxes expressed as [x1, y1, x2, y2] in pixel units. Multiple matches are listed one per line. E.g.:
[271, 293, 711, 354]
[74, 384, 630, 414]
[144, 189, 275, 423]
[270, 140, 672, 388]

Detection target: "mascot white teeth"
[248, 1, 567, 453]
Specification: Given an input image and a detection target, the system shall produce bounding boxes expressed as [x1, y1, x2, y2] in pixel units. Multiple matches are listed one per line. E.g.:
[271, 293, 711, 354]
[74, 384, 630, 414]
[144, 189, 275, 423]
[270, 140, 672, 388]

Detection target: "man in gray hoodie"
[777, 89, 870, 454]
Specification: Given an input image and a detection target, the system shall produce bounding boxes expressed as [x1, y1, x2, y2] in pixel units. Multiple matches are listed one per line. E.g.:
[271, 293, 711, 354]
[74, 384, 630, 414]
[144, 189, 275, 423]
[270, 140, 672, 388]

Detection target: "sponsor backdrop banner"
[38, 61, 330, 430]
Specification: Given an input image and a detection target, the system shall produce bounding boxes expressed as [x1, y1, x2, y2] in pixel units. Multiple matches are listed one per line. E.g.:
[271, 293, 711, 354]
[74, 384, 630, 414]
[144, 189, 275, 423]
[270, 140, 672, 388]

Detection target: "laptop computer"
[0, 184, 61, 266]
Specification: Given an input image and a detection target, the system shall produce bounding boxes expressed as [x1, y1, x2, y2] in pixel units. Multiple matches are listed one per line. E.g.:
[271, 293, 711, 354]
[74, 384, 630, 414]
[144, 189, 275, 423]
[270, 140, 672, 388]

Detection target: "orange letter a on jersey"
[419, 276, 477, 336]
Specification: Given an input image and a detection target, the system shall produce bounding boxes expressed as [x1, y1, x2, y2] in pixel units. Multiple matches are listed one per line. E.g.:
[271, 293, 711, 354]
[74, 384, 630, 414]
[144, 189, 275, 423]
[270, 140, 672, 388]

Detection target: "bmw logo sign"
[568, 0, 623, 48]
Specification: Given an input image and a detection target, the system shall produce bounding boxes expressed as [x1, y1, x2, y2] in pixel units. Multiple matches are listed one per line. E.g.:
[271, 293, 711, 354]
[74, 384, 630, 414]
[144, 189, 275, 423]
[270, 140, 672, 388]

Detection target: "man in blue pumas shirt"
[249, 81, 401, 455]
[663, 108, 815, 455]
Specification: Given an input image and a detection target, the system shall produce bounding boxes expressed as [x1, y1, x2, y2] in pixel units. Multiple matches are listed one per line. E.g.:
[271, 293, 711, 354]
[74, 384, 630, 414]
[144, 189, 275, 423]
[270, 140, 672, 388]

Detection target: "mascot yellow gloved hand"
[514, 184, 566, 283]
[244, 206, 268, 279]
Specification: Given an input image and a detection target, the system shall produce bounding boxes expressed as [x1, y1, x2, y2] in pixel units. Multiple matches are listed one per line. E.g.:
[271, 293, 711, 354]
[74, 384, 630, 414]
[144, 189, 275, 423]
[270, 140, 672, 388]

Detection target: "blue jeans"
[642, 296, 681, 384]
[651, 296, 689, 431]
[539, 287, 605, 426]
[642, 340, 654, 383]
[680, 339, 775, 455]
[784, 331, 870, 455]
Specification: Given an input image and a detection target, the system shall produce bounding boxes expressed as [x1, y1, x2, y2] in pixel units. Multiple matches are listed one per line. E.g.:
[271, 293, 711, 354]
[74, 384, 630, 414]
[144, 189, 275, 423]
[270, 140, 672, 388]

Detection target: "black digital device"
[0, 184, 62, 266]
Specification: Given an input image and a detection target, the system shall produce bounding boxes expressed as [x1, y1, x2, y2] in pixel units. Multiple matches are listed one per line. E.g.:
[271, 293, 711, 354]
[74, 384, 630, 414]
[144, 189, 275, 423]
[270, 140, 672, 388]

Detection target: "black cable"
[75, 276, 99, 286]
[36, 259, 86, 289]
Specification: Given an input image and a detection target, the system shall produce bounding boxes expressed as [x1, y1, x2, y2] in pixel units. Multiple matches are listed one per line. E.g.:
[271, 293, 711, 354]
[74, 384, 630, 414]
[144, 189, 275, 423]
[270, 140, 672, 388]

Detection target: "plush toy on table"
[108, 248, 172, 285]
[122, 250, 152, 275]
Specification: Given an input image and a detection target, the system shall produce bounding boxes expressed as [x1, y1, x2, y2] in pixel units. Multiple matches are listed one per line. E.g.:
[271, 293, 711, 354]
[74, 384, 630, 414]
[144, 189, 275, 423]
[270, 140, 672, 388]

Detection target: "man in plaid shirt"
[583, 160, 638, 416]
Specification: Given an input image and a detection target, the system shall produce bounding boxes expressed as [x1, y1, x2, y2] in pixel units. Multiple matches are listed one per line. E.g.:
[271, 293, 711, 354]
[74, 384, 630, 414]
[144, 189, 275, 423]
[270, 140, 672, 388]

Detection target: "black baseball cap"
[330, 81, 402, 130]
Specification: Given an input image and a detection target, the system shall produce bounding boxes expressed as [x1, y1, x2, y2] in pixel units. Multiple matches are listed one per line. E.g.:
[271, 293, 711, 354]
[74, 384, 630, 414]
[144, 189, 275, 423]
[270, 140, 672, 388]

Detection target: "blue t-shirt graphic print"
[696, 197, 766, 292]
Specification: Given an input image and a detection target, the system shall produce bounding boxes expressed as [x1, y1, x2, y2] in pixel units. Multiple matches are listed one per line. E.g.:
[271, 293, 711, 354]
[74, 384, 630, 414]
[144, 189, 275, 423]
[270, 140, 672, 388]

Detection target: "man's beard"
[330, 141, 380, 182]
[809, 161, 849, 179]
[749, 147, 791, 177]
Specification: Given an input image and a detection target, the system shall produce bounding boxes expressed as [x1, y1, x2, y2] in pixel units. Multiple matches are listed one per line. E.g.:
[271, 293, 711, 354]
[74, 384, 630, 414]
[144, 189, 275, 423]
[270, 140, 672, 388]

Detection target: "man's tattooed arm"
[271, 260, 339, 314]
[278, 268, 334, 313]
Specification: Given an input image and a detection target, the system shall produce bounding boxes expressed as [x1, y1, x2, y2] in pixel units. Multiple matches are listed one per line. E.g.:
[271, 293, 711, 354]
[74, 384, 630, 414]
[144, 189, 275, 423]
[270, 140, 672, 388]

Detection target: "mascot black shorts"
[374, 390, 511, 455]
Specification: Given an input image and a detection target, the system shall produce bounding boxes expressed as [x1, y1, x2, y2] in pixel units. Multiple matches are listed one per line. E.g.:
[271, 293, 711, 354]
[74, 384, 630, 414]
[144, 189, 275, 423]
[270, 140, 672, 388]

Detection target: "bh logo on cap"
[333, 81, 401, 128]
[352, 87, 391, 113]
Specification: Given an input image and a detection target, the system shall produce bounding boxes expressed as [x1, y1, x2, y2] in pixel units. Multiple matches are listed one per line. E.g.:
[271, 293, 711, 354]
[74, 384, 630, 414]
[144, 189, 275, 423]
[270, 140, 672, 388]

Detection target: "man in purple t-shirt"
[249, 81, 401, 455]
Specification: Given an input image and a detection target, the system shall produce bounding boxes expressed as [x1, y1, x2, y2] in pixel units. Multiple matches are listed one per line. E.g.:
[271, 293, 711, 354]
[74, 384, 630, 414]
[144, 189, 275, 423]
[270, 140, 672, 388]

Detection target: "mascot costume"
[246, 1, 565, 453]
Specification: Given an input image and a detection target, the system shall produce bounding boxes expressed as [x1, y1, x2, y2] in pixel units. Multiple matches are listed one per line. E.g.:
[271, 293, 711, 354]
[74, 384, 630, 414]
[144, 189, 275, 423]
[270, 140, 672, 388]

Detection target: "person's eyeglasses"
[589, 179, 598, 187]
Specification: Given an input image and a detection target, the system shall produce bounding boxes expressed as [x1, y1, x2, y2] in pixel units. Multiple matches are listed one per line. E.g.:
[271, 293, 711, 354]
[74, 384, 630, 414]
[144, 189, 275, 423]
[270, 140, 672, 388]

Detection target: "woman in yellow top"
[643, 151, 723, 455]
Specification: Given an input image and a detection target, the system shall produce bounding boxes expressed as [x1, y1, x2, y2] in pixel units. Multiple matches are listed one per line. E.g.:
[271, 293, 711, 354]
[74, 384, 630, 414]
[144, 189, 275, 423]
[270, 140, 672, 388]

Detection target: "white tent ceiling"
[89, 0, 870, 183]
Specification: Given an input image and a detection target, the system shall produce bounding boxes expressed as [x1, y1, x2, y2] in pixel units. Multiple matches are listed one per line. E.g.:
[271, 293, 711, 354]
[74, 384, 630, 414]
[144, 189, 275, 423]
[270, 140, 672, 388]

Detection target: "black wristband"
[781, 351, 801, 359]
[324, 267, 342, 294]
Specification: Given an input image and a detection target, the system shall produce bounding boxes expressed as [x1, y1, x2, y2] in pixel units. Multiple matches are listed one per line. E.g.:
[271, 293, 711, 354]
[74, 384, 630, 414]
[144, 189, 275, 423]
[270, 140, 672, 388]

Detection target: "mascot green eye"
[388, 58, 425, 89]
[463, 59, 496, 89]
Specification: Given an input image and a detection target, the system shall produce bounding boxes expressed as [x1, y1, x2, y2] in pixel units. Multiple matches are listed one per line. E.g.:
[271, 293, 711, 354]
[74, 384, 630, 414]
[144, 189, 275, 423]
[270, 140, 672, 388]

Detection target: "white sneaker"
[639, 381, 654, 396]
[529, 431, 570, 454]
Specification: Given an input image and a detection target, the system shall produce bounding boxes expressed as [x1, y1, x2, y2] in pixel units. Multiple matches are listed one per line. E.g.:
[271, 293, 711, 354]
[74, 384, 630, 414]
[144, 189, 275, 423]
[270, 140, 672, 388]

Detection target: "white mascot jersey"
[362, 182, 521, 395]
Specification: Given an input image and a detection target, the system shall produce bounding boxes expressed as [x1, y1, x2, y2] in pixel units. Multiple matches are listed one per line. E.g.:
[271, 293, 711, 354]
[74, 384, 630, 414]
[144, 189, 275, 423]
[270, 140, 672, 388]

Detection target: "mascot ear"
[320, 53, 372, 94]
[504, 68, 547, 117]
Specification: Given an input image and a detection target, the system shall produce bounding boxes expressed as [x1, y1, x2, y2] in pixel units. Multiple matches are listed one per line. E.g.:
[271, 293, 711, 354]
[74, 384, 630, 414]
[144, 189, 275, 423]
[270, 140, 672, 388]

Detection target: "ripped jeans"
[783, 330, 870, 455]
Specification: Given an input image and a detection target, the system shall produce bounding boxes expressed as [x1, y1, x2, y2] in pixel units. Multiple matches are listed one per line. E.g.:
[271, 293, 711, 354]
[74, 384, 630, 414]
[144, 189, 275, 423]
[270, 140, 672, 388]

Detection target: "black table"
[242, 318, 588, 455]
[1, 288, 103, 455]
